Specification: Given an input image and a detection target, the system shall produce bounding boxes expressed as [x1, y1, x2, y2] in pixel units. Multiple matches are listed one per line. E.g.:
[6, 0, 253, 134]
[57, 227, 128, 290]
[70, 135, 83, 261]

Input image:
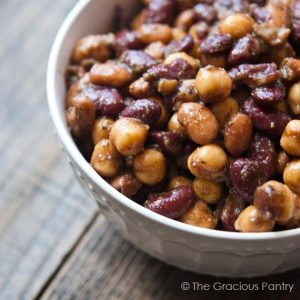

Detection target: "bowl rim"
[47, 0, 300, 241]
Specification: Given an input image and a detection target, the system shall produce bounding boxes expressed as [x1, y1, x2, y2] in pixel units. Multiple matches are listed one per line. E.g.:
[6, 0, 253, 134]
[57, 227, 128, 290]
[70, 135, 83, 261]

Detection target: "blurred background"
[0, 0, 299, 299]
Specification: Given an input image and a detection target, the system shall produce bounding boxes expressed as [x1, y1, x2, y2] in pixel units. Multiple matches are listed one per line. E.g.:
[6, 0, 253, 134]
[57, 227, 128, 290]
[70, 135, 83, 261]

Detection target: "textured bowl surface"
[47, 0, 300, 277]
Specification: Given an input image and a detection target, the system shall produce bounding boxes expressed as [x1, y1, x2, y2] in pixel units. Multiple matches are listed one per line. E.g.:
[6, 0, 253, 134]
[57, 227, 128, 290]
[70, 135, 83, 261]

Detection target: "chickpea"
[288, 81, 300, 115]
[129, 77, 152, 98]
[110, 118, 149, 156]
[167, 113, 186, 138]
[177, 103, 219, 145]
[172, 80, 198, 111]
[157, 79, 178, 95]
[72, 34, 114, 63]
[254, 181, 295, 223]
[277, 151, 290, 175]
[144, 42, 165, 60]
[283, 159, 300, 194]
[131, 9, 147, 30]
[164, 52, 200, 70]
[136, 24, 173, 44]
[188, 144, 228, 182]
[180, 200, 217, 229]
[210, 97, 239, 128]
[151, 97, 169, 128]
[192, 178, 223, 204]
[280, 120, 300, 156]
[172, 28, 186, 40]
[234, 205, 275, 233]
[219, 13, 254, 39]
[224, 113, 253, 157]
[110, 173, 141, 198]
[91, 139, 120, 177]
[175, 9, 195, 31]
[195, 66, 232, 103]
[168, 176, 192, 190]
[90, 62, 133, 87]
[133, 149, 166, 185]
[189, 22, 209, 43]
[92, 117, 114, 144]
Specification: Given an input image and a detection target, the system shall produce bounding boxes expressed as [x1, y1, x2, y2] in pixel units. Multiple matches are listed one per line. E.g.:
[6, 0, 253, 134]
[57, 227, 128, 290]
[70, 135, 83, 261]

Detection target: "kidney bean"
[144, 0, 177, 25]
[220, 192, 245, 231]
[200, 34, 233, 54]
[227, 35, 265, 65]
[249, 4, 272, 24]
[194, 3, 217, 24]
[144, 58, 196, 81]
[241, 98, 292, 136]
[290, 0, 300, 46]
[189, 22, 209, 41]
[120, 50, 157, 74]
[247, 133, 277, 179]
[84, 86, 124, 117]
[280, 58, 300, 82]
[229, 158, 265, 203]
[251, 80, 285, 106]
[113, 29, 144, 56]
[228, 63, 279, 87]
[164, 35, 194, 57]
[144, 185, 194, 219]
[119, 98, 162, 125]
[150, 131, 183, 157]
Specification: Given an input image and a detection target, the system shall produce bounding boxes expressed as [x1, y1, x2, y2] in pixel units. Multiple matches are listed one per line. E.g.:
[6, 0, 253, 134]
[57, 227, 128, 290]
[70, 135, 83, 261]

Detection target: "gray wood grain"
[0, 0, 98, 299]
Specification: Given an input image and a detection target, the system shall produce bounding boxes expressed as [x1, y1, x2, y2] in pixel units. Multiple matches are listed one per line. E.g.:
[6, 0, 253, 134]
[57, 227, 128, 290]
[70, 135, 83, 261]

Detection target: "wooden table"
[0, 0, 299, 299]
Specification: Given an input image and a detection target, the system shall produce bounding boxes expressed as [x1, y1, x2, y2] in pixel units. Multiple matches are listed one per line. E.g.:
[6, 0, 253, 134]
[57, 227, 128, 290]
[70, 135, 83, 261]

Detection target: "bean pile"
[66, 0, 300, 232]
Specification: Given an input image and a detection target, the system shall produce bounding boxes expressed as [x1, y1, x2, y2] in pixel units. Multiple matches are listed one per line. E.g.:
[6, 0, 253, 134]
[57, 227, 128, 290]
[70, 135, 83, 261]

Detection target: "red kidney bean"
[220, 192, 245, 231]
[144, 58, 196, 81]
[228, 35, 265, 65]
[249, 4, 272, 24]
[119, 98, 162, 125]
[229, 158, 265, 203]
[144, 0, 177, 25]
[192, 22, 209, 40]
[251, 80, 285, 106]
[247, 133, 277, 179]
[229, 63, 279, 87]
[200, 34, 233, 54]
[150, 131, 183, 157]
[164, 35, 194, 57]
[241, 98, 291, 136]
[144, 185, 194, 219]
[194, 3, 217, 24]
[113, 29, 144, 56]
[120, 50, 157, 74]
[84, 86, 124, 117]
[291, 0, 300, 47]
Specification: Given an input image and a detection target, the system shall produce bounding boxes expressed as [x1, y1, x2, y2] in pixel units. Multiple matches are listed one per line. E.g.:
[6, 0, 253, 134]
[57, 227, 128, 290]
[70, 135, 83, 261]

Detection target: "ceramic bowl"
[47, 0, 300, 277]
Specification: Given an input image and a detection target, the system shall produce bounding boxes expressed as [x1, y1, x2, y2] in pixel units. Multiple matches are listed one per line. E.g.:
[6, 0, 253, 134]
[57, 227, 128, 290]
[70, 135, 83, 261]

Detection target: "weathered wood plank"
[42, 216, 300, 300]
[0, 0, 98, 299]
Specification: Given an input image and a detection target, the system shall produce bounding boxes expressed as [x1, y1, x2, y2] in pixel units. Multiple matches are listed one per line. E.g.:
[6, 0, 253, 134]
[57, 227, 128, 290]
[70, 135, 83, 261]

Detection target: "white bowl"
[47, 0, 300, 277]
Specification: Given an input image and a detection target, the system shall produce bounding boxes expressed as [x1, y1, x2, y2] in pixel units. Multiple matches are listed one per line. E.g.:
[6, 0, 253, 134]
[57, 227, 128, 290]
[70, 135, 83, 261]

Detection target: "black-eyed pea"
[164, 52, 199, 70]
[280, 120, 300, 156]
[133, 149, 166, 185]
[168, 176, 192, 190]
[92, 117, 114, 144]
[288, 81, 300, 115]
[136, 24, 173, 44]
[144, 42, 166, 60]
[72, 34, 114, 63]
[210, 97, 239, 128]
[192, 178, 223, 204]
[234, 205, 275, 232]
[195, 66, 232, 103]
[177, 102, 219, 145]
[283, 159, 300, 194]
[90, 62, 133, 87]
[175, 9, 195, 31]
[224, 113, 253, 157]
[277, 151, 290, 175]
[188, 144, 228, 182]
[254, 181, 295, 223]
[110, 173, 141, 198]
[180, 200, 217, 229]
[110, 118, 149, 156]
[219, 13, 255, 39]
[90, 139, 120, 177]
[167, 113, 186, 138]
[129, 78, 153, 98]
